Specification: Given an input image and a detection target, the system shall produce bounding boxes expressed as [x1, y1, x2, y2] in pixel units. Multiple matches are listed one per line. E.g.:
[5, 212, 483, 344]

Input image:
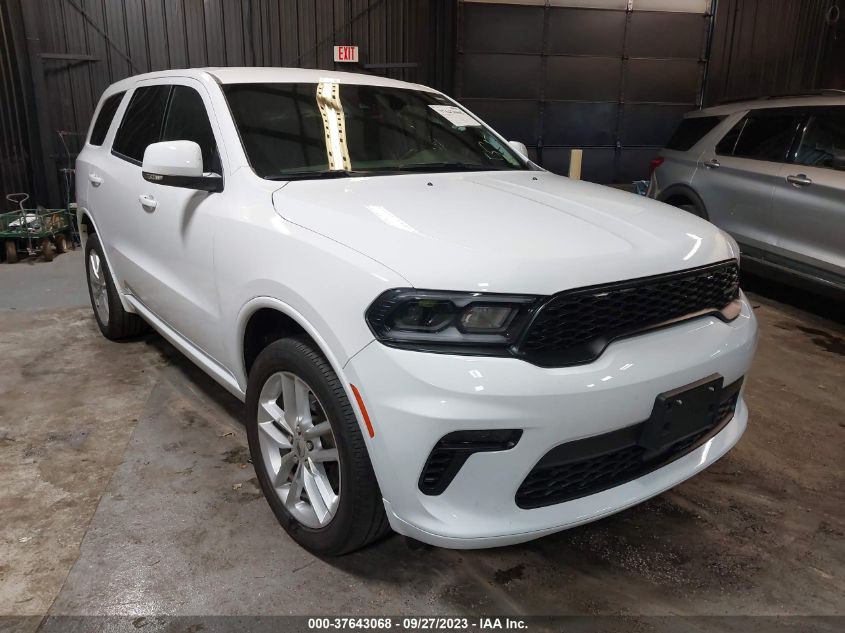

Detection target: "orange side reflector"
[350, 384, 375, 438]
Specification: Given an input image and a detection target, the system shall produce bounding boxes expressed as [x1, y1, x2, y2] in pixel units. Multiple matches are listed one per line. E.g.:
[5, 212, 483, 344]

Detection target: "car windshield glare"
[222, 82, 528, 179]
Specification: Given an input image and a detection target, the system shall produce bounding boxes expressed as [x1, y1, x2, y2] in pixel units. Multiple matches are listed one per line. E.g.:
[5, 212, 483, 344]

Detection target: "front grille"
[515, 378, 742, 509]
[516, 260, 740, 367]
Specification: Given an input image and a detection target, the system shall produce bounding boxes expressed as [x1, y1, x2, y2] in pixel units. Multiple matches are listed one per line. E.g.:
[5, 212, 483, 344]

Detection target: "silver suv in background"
[648, 93, 845, 295]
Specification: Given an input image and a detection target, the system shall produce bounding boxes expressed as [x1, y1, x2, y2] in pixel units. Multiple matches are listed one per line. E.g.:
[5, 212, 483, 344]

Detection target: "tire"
[41, 238, 55, 262]
[246, 337, 389, 555]
[679, 202, 707, 220]
[84, 233, 149, 339]
[4, 240, 17, 264]
[55, 233, 68, 254]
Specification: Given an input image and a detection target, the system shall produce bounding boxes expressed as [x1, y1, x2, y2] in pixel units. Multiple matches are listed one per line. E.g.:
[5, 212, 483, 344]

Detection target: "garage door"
[456, 0, 713, 183]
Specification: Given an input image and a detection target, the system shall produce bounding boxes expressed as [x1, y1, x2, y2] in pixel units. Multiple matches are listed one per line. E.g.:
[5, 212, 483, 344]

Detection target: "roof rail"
[717, 89, 845, 105]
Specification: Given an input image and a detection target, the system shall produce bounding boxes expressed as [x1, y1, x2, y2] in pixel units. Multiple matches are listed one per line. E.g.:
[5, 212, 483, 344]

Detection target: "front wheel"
[246, 337, 389, 555]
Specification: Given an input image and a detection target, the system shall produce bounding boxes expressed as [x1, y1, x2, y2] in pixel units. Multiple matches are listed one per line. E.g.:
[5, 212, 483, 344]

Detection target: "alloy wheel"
[88, 251, 109, 323]
[256, 371, 341, 528]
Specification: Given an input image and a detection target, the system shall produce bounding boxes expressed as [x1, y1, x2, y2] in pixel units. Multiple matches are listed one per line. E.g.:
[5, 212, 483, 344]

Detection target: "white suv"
[76, 68, 758, 554]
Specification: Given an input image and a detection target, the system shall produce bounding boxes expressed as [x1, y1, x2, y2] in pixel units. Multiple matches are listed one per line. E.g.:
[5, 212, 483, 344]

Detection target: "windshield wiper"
[266, 169, 368, 181]
[394, 162, 509, 173]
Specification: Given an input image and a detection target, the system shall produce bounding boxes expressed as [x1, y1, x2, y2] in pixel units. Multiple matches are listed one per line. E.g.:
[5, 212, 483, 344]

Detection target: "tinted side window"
[112, 85, 171, 163]
[666, 116, 723, 151]
[224, 83, 328, 177]
[715, 118, 744, 156]
[89, 92, 125, 146]
[161, 86, 220, 173]
[795, 108, 845, 170]
[722, 112, 801, 161]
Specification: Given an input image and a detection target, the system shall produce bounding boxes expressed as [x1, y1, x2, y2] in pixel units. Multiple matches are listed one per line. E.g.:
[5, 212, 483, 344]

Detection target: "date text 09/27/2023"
[307, 617, 528, 630]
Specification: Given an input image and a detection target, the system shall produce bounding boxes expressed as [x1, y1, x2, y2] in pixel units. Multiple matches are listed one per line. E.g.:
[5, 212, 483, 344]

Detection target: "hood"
[271, 171, 738, 295]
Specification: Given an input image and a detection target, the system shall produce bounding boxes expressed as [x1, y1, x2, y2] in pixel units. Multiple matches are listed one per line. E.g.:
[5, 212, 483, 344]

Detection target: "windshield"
[223, 82, 528, 179]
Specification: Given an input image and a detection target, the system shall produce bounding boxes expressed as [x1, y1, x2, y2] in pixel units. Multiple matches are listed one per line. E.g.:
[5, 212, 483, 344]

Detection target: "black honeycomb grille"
[515, 380, 742, 509]
[715, 391, 740, 425]
[516, 260, 740, 367]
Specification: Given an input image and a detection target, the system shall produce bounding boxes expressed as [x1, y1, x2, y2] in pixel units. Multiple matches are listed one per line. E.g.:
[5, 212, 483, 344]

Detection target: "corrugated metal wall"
[705, 0, 838, 104]
[5, 0, 455, 207]
[820, 1, 845, 89]
[0, 0, 31, 210]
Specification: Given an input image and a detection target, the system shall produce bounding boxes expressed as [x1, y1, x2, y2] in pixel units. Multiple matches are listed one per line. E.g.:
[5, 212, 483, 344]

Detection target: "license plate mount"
[639, 374, 724, 457]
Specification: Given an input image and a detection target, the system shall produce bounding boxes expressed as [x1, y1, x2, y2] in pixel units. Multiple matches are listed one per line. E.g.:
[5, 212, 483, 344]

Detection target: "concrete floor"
[0, 251, 843, 630]
[0, 246, 88, 312]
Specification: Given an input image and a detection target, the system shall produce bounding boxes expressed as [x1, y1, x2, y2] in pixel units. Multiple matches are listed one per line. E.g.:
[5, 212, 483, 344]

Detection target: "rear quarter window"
[665, 116, 723, 151]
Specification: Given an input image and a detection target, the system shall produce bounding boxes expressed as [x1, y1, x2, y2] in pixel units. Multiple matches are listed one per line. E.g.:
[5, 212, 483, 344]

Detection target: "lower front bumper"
[386, 407, 746, 549]
[343, 295, 758, 548]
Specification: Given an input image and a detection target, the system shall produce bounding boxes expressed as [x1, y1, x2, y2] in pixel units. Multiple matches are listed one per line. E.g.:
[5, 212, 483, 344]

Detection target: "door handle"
[704, 159, 720, 169]
[89, 173, 103, 186]
[786, 174, 812, 187]
[138, 194, 158, 209]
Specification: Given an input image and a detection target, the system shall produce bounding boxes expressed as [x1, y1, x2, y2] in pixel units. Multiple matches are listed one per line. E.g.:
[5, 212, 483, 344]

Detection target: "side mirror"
[508, 140, 529, 158]
[142, 140, 222, 192]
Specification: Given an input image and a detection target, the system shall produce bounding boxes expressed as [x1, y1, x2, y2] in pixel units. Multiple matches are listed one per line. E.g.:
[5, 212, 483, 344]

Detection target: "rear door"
[770, 106, 845, 285]
[691, 108, 803, 251]
[78, 89, 128, 262]
[653, 115, 724, 192]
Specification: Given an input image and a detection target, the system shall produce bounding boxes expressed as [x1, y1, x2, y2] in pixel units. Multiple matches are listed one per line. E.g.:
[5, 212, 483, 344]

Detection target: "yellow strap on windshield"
[316, 81, 351, 171]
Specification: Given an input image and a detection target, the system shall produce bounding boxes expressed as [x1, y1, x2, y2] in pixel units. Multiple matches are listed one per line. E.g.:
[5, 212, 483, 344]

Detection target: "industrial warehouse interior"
[0, 1, 843, 632]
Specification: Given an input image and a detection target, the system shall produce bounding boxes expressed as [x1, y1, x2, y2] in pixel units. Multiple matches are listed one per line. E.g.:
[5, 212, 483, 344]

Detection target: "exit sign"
[333, 45, 358, 62]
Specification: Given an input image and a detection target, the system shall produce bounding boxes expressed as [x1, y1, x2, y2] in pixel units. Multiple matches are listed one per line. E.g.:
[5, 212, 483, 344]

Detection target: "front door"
[692, 108, 804, 253]
[770, 106, 845, 285]
[110, 79, 227, 362]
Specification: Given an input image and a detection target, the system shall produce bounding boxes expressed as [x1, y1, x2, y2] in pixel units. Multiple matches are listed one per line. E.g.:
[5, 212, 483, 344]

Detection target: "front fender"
[233, 296, 368, 393]
[232, 296, 378, 459]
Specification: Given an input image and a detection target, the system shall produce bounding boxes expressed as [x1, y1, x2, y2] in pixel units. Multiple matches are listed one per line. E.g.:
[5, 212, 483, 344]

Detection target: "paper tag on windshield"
[429, 105, 481, 127]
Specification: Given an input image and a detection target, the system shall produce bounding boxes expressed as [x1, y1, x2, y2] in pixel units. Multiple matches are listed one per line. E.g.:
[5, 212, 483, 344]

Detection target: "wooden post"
[568, 149, 583, 180]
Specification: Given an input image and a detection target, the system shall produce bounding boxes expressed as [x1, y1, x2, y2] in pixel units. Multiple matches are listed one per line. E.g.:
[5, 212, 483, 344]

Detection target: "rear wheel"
[4, 240, 17, 263]
[55, 233, 68, 254]
[41, 238, 55, 262]
[85, 233, 149, 339]
[246, 337, 389, 555]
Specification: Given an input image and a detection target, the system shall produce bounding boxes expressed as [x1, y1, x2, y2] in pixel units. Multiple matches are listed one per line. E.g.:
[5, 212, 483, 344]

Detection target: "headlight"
[459, 304, 516, 332]
[365, 289, 541, 354]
